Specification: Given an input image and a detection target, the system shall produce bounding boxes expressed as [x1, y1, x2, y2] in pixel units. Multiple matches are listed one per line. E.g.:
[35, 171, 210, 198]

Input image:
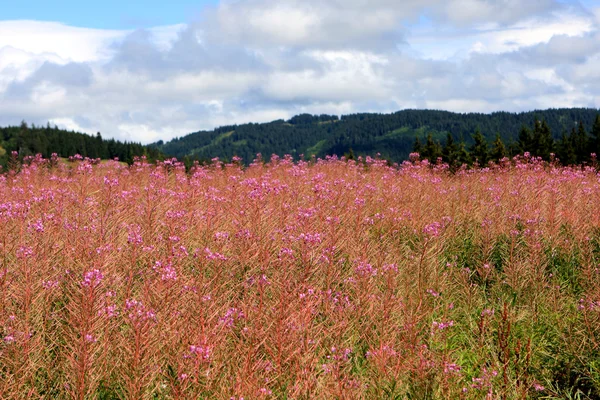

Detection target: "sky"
[0, 0, 599, 143]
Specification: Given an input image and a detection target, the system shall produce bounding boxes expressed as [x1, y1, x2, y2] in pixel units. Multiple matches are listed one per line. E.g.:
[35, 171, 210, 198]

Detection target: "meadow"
[1, 153, 600, 399]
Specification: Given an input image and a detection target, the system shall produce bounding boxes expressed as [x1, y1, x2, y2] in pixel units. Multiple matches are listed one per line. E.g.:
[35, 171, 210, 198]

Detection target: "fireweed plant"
[0, 152, 600, 399]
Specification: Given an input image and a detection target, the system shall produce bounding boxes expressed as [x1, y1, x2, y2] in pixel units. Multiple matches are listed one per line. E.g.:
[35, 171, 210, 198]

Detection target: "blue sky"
[1, 0, 216, 29]
[0, 0, 599, 143]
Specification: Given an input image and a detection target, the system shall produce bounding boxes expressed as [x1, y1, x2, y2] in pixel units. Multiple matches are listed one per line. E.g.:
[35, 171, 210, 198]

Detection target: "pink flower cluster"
[81, 269, 104, 288]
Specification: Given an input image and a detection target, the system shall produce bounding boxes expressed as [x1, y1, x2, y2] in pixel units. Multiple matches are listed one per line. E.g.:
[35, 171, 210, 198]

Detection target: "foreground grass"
[1, 154, 600, 399]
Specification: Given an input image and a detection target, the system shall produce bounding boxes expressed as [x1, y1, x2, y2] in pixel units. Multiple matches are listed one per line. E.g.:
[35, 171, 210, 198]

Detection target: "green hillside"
[157, 108, 600, 163]
[0, 122, 163, 167]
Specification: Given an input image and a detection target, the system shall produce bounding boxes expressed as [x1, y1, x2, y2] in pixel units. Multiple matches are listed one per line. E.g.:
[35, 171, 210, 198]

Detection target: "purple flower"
[43, 280, 59, 290]
[81, 269, 103, 288]
[219, 308, 245, 328]
[354, 261, 377, 277]
[432, 320, 454, 332]
[125, 299, 157, 323]
[423, 222, 442, 237]
[189, 344, 212, 360]
[481, 308, 495, 317]
[444, 362, 461, 374]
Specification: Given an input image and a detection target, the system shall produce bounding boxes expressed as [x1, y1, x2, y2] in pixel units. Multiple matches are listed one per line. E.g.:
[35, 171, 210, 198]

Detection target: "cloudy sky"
[1, 0, 599, 143]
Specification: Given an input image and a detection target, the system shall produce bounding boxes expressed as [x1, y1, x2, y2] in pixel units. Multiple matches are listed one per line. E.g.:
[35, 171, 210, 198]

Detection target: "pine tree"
[557, 130, 576, 166]
[423, 133, 442, 162]
[574, 121, 589, 163]
[442, 133, 458, 166]
[95, 132, 109, 159]
[470, 128, 488, 165]
[531, 118, 542, 156]
[490, 133, 507, 162]
[591, 115, 600, 157]
[456, 138, 471, 166]
[517, 124, 532, 155]
[530, 117, 554, 158]
[413, 136, 423, 155]
[538, 120, 553, 160]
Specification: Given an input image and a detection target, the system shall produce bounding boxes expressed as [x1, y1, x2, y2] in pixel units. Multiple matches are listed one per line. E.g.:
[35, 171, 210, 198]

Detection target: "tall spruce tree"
[490, 133, 507, 162]
[574, 121, 589, 163]
[538, 119, 553, 160]
[413, 136, 423, 155]
[517, 124, 532, 155]
[456, 137, 471, 166]
[557, 130, 576, 165]
[591, 114, 600, 157]
[530, 118, 553, 158]
[442, 133, 458, 166]
[470, 128, 488, 165]
[423, 133, 442, 162]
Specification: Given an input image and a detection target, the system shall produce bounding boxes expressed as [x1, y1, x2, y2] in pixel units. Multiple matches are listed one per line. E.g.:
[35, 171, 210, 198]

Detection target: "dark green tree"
[95, 132, 109, 159]
[532, 119, 553, 160]
[422, 133, 442, 162]
[557, 130, 576, 165]
[490, 133, 507, 162]
[455, 138, 471, 166]
[573, 121, 589, 163]
[517, 124, 532, 155]
[470, 128, 488, 165]
[442, 133, 458, 165]
[592, 114, 600, 156]
[412, 136, 423, 155]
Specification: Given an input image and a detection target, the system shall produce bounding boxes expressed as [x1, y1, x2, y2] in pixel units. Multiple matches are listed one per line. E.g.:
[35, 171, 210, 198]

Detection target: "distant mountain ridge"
[155, 108, 600, 163]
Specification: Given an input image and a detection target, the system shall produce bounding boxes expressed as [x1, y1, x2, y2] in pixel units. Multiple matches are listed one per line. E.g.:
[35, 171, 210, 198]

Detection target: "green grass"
[306, 139, 329, 156]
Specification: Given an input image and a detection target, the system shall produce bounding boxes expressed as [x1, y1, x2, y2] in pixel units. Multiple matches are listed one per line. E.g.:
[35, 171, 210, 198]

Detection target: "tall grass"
[1, 153, 600, 399]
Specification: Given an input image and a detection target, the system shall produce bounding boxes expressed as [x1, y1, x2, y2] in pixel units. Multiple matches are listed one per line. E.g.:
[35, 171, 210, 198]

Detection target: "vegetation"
[1, 155, 600, 398]
[0, 122, 163, 168]
[2, 109, 599, 169]
[156, 108, 600, 165]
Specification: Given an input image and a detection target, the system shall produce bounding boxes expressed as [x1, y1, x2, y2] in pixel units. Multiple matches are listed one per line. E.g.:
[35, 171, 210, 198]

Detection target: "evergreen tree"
[517, 124, 532, 155]
[574, 121, 589, 163]
[592, 114, 600, 156]
[529, 118, 553, 158]
[536, 119, 553, 160]
[490, 133, 507, 162]
[442, 133, 458, 165]
[455, 138, 471, 166]
[17, 120, 28, 155]
[95, 132, 108, 159]
[412, 136, 423, 155]
[557, 130, 576, 165]
[470, 128, 488, 165]
[423, 133, 442, 162]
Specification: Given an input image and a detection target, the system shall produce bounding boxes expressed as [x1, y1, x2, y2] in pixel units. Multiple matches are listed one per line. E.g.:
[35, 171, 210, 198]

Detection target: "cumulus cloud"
[0, 0, 598, 143]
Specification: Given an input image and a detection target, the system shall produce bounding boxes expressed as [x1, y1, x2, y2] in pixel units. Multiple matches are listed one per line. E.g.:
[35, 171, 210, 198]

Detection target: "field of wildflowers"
[1, 152, 600, 399]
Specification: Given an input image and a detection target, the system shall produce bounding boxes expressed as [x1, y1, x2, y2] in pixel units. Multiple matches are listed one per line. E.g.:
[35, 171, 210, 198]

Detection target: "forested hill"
[157, 108, 600, 163]
[0, 122, 163, 166]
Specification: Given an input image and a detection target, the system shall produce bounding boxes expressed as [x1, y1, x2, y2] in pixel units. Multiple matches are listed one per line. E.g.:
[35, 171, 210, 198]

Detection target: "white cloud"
[0, 1, 598, 144]
[408, 10, 594, 60]
[439, 0, 559, 26]
[0, 21, 124, 63]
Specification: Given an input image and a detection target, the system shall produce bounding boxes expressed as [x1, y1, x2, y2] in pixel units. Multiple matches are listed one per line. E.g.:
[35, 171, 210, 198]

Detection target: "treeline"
[157, 108, 600, 164]
[0, 122, 163, 167]
[414, 115, 600, 166]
